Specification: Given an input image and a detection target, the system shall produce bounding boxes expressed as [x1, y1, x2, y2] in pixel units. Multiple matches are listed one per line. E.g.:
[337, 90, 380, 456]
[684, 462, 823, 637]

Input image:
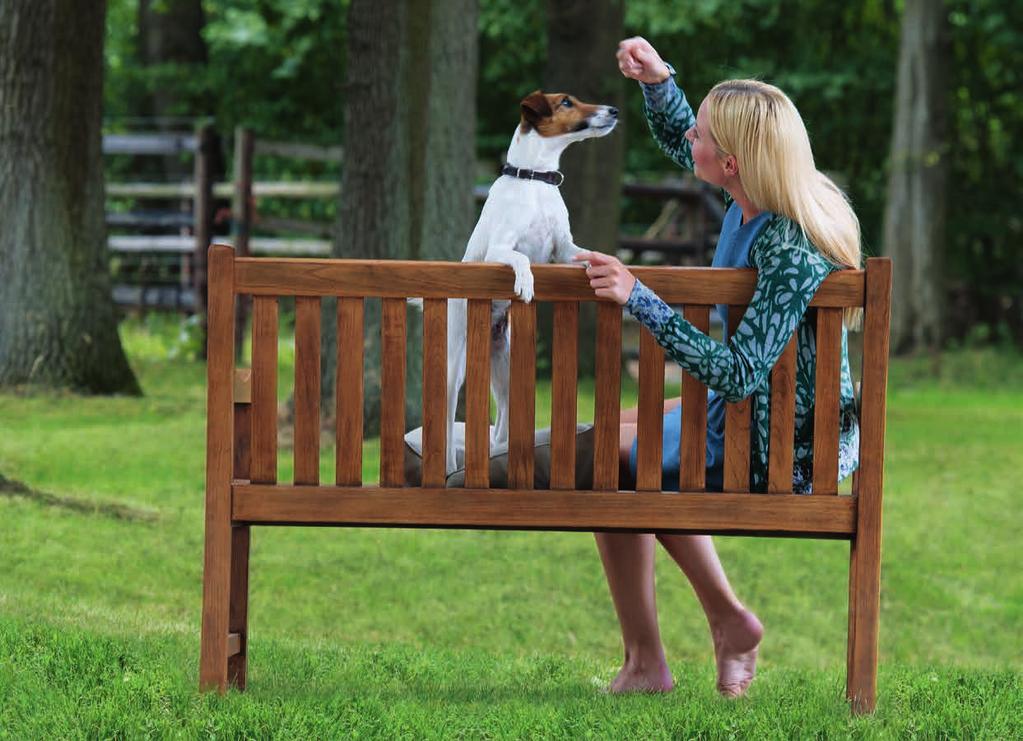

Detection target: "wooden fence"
[103, 125, 724, 344]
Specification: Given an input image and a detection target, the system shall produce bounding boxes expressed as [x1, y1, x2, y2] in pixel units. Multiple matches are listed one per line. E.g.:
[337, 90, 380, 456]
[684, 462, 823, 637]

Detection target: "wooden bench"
[199, 244, 892, 713]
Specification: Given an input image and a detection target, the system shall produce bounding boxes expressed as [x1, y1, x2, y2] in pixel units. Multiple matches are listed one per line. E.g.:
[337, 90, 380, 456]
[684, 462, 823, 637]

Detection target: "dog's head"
[518, 91, 618, 141]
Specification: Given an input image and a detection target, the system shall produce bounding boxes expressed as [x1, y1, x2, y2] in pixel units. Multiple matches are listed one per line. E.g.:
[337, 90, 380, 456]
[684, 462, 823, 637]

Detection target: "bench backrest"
[205, 244, 891, 538]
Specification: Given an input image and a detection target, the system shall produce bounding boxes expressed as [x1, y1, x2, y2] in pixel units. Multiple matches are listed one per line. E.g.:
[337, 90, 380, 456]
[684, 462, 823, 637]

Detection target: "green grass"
[1, 315, 1021, 737]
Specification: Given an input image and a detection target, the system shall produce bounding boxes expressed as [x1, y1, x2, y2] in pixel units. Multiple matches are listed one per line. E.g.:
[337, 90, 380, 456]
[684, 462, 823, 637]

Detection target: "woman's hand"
[573, 251, 636, 306]
[616, 37, 671, 84]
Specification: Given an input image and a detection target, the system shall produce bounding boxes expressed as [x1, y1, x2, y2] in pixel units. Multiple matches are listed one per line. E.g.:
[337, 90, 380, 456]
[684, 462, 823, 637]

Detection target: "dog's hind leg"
[490, 308, 511, 450]
[446, 298, 468, 475]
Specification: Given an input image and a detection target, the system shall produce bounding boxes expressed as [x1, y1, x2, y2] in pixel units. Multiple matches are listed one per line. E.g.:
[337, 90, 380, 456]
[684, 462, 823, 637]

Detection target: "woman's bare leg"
[594, 418, 763, 696]
[594, 531, 675, 692]
[655, 534, 764, 697]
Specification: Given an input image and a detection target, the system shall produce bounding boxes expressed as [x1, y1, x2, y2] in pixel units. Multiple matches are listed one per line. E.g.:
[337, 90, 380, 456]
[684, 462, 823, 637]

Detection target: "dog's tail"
[406, 297, 423, 311]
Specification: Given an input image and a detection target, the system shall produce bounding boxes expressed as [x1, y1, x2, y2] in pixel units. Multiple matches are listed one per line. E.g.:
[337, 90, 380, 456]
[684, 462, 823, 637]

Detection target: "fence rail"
[103, 126, 724, 329]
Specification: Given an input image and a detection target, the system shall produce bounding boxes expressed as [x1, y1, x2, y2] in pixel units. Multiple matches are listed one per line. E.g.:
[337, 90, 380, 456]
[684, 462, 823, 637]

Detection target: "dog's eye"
[561, 97, 573, 108]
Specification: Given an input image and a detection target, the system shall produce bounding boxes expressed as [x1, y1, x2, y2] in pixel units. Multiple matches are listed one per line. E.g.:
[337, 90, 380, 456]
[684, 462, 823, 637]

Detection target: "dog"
[441, 90, 618, 474]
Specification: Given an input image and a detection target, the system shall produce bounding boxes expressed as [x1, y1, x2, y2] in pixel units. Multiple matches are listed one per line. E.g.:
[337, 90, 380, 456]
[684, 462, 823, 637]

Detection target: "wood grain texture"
[336, 298, 364, 486]
[465, 300, 491, 488]
[200, 244, 235, 692]
[379, 299, 406, 487]
[508, 302, 536, 489]
[847, 257, 892, 714]
[550, 302, 578, 490]
[293, 297, 320, 485]
[594, 303, 622, 490]
[227, 525, 250, 688]
[680, 305, 710, 490]
[250, 296, 278, 485]
[202, 253, 890, 707]
[422, 299, 447, 487]
[812, 308, 843, 495]
[767, 336, 797, 494]
[232, 484, 857, 537]
[723, 306, 751, 492]
[235, 260, 865, 306]
[635, 329, 665, 491]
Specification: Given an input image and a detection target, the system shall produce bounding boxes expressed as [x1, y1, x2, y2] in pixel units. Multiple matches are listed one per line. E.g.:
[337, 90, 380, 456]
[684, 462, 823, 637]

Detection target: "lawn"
[1, 315, 1020, 738]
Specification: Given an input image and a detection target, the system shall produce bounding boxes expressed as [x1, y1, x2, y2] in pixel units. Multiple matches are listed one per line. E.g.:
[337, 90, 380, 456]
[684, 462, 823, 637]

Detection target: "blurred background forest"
[1, 0, 1021, 397]
[103, 0, 1022, 346]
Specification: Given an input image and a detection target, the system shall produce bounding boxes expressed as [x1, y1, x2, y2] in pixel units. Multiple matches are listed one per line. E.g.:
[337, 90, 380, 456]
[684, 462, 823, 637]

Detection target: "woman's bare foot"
[606, 661, 675, 694]
[712, 608, 763, 698]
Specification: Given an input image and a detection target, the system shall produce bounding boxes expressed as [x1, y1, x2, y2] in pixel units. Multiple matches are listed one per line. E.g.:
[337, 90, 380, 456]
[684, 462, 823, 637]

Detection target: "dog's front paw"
[513, 267, 535, 303]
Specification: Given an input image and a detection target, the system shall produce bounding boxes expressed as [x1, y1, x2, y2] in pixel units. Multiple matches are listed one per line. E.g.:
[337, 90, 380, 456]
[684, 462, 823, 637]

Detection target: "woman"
[573, 37, 862, 696]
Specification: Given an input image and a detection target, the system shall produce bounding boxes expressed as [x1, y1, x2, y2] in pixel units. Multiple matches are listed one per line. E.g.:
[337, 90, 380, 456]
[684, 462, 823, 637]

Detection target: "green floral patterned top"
[626, 75, 860, 493]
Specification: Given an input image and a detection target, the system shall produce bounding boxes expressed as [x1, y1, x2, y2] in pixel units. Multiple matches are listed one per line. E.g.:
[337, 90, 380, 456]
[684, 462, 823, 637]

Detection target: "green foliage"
[105, 0, 347, 140]
[944, 0, 1023, 344]
[101, 0, 1022, 345]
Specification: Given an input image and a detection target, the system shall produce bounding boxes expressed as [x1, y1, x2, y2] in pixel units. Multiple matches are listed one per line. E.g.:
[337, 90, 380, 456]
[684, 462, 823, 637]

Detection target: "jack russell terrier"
[441, 90, 618, 475]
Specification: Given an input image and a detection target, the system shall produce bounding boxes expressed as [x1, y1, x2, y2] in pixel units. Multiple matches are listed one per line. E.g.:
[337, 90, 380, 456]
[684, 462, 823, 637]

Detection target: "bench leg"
[199, 506, 231, 692]
[846, 529, 882, 713]
[227, 525, 251, 690]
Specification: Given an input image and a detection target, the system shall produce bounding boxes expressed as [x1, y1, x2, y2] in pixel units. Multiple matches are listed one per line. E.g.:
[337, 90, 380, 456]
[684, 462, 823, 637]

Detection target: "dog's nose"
[609, 107, 619, 118]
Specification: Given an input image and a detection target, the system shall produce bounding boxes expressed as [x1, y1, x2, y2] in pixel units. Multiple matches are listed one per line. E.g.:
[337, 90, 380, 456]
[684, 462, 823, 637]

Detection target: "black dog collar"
[500, 163, 565, 187]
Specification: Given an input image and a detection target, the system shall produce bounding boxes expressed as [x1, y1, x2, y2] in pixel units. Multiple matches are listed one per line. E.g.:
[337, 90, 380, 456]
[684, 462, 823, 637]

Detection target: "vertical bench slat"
[680, 305, 710, 490]
[813, 308, 843, 495]
[422, 299, 448, 487]
[723, 306, 752, 492]
[251, 296, 278, 484]
[379, 298, 406, 487]
[635, 329, 665, 491]
[594, 303, 622, 490]
[293, 297, 320, 485]
[336, 297, 364, 486]
[550, 302, 579, 490]
[508, 301, 536, 489]
[767, 335, 798, 493]
[465, 299, 491, 488]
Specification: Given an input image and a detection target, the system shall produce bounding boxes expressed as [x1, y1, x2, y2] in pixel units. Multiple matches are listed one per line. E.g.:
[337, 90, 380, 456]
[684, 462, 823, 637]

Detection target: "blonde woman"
[573, 37, 862, 696]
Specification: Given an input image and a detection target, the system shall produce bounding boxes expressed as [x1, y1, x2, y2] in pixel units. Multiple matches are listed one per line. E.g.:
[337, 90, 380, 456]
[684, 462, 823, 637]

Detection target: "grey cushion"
[403, 423, 595, 489]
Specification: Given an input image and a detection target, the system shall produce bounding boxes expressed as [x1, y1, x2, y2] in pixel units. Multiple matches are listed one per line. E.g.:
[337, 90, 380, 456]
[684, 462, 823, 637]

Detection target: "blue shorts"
[628, 393, 726, 492]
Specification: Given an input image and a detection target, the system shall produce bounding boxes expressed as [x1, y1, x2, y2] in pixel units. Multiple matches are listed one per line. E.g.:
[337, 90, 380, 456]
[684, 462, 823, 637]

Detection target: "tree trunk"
[0, 0, 140, 395]
[543, 0, 625, 376]
[881, 0, 948, 354]
[320, 0, 478, 436]
[138, 0, 208, 120]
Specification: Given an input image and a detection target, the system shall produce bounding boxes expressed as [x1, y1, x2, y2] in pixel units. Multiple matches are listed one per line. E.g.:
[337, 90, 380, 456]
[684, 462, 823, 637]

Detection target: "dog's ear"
[520, 90, 552, 131]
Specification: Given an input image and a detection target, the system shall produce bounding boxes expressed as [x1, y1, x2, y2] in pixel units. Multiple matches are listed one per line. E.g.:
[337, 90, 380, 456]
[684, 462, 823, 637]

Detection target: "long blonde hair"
[705, 79, 862, 329]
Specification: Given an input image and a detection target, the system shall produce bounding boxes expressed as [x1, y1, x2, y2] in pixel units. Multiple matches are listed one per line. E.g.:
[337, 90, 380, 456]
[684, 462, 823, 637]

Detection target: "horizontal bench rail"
[232, 484, 857, 539]
[233, 259, 866, 306]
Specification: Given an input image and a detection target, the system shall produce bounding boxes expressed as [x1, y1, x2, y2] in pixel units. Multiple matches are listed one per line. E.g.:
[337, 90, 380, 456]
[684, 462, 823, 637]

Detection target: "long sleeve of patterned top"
[626, 220, 835, 403]
[640, 72, 696, 172]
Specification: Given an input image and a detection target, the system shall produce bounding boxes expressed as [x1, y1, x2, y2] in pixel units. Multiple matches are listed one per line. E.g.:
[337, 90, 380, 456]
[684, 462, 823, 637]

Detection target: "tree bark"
[543, 0, 625, 376]
[321, 0, 478, 435]
[0, 0, 140, 394]
[881, 0, 948, 354]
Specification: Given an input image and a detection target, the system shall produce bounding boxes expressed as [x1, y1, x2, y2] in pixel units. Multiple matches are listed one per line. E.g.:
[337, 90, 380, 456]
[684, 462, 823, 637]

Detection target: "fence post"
[232, 127, 255, 361]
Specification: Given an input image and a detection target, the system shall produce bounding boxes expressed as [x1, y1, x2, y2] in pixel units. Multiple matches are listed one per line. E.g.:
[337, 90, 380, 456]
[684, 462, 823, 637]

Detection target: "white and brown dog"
[442, 90, 618, 474]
